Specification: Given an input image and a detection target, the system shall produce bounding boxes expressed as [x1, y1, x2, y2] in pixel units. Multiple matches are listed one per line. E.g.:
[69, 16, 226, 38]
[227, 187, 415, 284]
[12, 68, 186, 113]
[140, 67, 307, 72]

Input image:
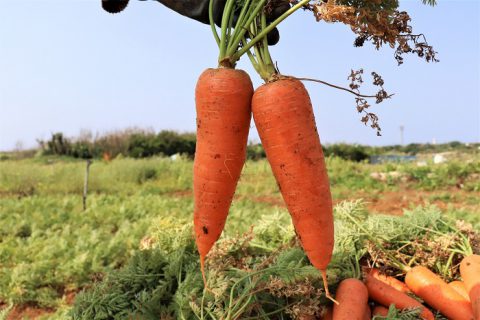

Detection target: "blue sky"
[0, 0, 479, 151]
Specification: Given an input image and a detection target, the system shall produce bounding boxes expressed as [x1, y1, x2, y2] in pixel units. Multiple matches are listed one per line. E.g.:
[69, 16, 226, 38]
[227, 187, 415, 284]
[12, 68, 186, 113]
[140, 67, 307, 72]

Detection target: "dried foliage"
[299, 0, 439, 65]
[347, 69, 391, 136]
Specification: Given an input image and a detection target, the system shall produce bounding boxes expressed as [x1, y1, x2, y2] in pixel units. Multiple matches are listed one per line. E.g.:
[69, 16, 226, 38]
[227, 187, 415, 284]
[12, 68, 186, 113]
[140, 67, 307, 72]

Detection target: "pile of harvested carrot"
[318, 205, 480, 320]
[321, 255, 480, 320]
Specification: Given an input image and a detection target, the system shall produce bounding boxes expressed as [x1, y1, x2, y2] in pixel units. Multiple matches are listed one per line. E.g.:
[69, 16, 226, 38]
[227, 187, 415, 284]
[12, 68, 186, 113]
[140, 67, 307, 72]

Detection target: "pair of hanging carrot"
[192, 0, 335, 294]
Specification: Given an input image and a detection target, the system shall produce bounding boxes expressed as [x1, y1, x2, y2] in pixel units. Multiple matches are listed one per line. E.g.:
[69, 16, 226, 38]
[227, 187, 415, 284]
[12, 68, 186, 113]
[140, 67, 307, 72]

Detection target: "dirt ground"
[6, 306, 54, 320]
[241, 188, 480, 216]
[2, 291, 76, 320]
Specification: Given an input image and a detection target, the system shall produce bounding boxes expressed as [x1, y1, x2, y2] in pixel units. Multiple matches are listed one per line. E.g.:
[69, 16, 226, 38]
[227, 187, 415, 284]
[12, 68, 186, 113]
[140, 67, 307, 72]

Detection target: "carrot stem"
[233, 0, 310, 61]
[246, 43, 262, 75]
[260, 13, 274, 70]
[219, 0, 236, 59]
[227, 0, 252, 53]
[208, 0, 220, 46]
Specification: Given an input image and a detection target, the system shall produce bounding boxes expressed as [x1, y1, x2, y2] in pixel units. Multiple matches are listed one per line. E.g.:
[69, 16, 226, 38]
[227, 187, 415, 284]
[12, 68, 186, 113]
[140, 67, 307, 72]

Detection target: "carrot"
[365, 273, 434, 320]
[194, 68, 253, 285]
[460, 254, 480, 319]
[322, 306, 333, 320]
[252, 78, 334, 284]
[405, 265, 474, 320]
[449, 280, 471, 302]
[363, 304, 371, 320]
[332, 278, 369, 320]
[372, 305, 390, 317]
[365, 268, 411, 294]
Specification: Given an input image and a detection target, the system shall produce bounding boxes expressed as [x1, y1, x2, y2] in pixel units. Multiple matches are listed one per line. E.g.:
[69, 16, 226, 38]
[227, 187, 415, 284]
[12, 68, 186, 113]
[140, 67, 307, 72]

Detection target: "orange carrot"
[363, 304, 371, 320]
[365, 273, 434, 320]
[405, 266, 474, 320]
[252, 78, 334, 291]
[194, 68, 253, 285]
[365, 268, 411, 294]
[449, 280, 471, 302]
[322, 306, 333, 320]
[333, 278, 369, 320]
[372, 305, 390, 317]
[460, 254, 480, 319]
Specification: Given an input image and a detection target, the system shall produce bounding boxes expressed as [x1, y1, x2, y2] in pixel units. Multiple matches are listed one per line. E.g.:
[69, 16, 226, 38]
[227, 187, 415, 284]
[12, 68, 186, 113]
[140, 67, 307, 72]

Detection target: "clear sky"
[0, 0, 479, 151]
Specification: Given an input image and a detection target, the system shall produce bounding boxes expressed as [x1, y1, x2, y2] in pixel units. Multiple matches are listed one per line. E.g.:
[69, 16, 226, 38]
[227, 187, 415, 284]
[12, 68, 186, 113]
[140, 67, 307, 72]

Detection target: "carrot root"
[321, 269, 339, 305]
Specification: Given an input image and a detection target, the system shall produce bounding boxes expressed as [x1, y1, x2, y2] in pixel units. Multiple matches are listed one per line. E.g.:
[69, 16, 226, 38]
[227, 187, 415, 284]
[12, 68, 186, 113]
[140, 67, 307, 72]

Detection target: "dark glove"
[102, 0, 289, 45]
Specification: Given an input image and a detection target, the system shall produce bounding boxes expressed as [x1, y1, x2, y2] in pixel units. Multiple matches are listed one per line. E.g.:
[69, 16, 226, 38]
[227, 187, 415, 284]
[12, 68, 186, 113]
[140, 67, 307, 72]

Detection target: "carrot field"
[0, 153, 479, 319]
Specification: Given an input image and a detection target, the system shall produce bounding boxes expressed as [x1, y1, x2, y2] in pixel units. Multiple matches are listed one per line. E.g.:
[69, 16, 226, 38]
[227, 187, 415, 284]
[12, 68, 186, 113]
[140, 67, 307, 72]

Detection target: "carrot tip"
[200, 256, 208, 288]
[200, 256, 215, 294]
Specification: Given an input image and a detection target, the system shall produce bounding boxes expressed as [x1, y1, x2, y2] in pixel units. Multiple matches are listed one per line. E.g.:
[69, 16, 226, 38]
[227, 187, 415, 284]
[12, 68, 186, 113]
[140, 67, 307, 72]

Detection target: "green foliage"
[246, 143, 266, 160]
[127, 131, 197, 158]
[70, 202, 479, 319]
[0, 304, 13, 320]
[46, 133, 71, 156]
[71, 222, 200, 320]
[71, 219, 323, 319]
[372, 304, 422, 320]
[0, 195, 195, 308]
[323, 143, 370, 162]
[326, 157, 379, 193]
[12, 129, 480, 163]
[401, 161, 480, 191]
[37, 130, 197, 159]
[1, 155, 479, 318]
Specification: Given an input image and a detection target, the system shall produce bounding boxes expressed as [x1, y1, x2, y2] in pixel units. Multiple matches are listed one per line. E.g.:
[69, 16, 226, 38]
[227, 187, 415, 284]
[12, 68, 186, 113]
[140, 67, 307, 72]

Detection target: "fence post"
[83, 159, 92, 211]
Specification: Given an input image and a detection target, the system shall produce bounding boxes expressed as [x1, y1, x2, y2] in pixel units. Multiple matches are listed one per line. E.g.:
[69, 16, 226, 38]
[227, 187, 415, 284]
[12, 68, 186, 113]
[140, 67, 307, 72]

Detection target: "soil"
[358, 188, 480, 215]
[236, 187, 480, 216]
[2, 289, 79, 320]
[5, 305, 54, 320]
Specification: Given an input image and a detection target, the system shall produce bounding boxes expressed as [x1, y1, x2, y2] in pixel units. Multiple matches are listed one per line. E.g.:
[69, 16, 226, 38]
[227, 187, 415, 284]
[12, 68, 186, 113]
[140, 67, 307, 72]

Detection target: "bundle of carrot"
[195, 0, 361, 299]
[194, 0, 339, 293]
